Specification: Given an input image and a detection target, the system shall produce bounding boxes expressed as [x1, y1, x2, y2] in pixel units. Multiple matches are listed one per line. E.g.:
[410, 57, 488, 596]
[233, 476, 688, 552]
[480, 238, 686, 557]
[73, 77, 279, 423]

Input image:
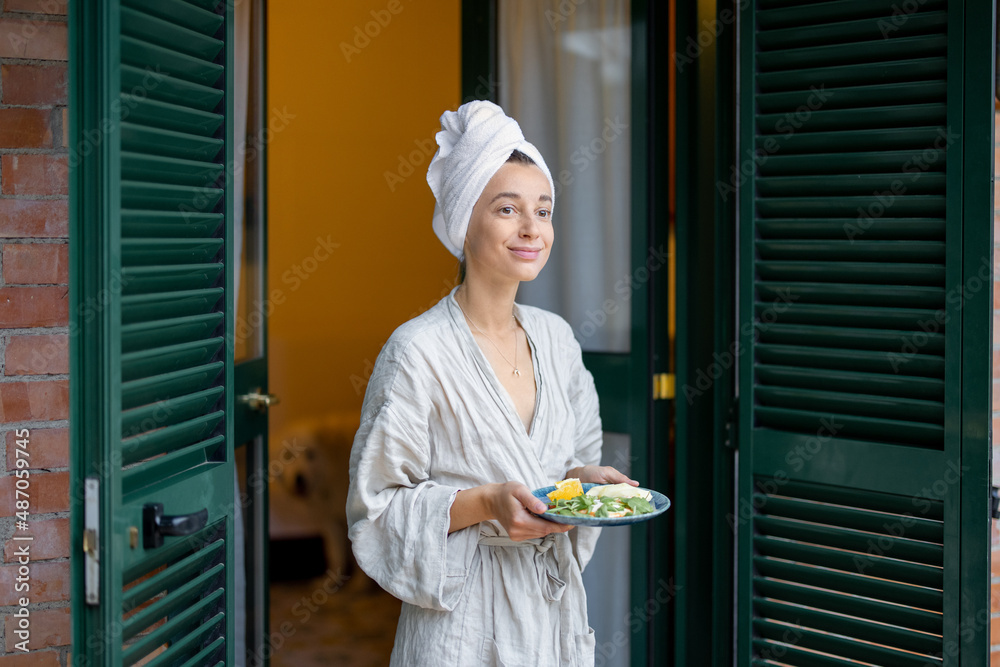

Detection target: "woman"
[346, 100, 636, 666]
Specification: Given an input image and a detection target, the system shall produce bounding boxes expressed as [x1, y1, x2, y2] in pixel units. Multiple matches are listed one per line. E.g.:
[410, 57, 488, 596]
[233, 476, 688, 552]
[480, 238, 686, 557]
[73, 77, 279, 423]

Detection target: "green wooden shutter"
[736, 1, 994, 665]
[71, 1, 236, 664]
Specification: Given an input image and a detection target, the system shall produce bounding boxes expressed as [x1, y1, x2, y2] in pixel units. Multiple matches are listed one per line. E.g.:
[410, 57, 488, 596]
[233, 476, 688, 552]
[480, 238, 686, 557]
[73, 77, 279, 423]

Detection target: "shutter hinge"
[652, 373, 675, 400]
[84, 477, 100, 606]
[724, 397, 739, 450]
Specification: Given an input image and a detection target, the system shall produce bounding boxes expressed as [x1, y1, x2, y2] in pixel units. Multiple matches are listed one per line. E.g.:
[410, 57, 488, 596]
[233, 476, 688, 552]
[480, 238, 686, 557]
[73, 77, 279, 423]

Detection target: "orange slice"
[547, 478, 583, 502]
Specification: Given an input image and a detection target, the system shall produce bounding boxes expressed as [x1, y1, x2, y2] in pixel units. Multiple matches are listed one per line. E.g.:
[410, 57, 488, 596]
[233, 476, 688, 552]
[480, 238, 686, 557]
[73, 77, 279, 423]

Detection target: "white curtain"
[500, 0, 631, 353]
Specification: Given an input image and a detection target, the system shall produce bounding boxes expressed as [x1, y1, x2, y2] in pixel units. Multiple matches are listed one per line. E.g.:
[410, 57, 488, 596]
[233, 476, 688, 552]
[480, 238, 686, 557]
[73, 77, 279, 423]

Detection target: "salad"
[545, 479, 656, 519]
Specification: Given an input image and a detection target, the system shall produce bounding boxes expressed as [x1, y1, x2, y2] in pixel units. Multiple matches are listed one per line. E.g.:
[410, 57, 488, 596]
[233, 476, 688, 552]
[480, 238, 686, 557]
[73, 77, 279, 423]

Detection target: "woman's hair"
[457, 149, 539, 283]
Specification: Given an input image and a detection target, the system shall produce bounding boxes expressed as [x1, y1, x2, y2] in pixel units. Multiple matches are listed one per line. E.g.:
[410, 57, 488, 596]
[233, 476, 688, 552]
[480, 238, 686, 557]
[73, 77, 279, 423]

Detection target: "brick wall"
[0, 1, 71, 666]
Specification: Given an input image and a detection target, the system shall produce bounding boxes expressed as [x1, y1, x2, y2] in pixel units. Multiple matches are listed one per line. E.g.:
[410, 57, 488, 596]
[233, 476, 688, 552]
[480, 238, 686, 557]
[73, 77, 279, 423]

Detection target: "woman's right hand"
[488, 482, 574, 541]
[449, 481, 574, 539]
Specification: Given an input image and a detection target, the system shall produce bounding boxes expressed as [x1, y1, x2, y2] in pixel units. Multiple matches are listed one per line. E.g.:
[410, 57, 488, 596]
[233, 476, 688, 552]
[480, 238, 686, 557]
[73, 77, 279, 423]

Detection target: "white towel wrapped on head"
[426, 100, 554, 259]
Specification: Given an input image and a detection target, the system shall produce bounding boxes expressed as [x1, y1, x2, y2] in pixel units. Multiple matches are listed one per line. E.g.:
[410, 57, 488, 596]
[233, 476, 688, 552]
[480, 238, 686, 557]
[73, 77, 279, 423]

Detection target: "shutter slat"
[121, 36, 222, 86]
[754, 557, 942, 609]
[121, 595, 222, 666]
[175, 639, 226, 667]
[121, 264, 223, 295]
[754, 578, 942, 633]
[122, 313, 223, 352]
[121, 386, 223, 438]
[757, 12, 946, 51]
[758, 127, 946, 154]
[123, 540, 224, 610]
[121, 210, 224, 238]
[753, 622, 940, 667]
[756, 343, 943, 377]
[121, 65, 223, 113]
[758, 0, 946, 31]
[757, 323, 945, 352]
[756, 218, 944, 240]
[121, 288, 224, 324]
[755, 599, 941, 654]
[756, 81, 946, 114]
[121, 181, 224, 211]
[121, 338, 223, 382]
[121, 96, 223, 137]
[756, 365, 944, 402]
[757, 174, 945, 197]
[122, 564, 224, 641]
[756, 386, 943, 424]
[754, 517, 943, 566]
[755, 261, 943, 285]
[120, 6, 223, 60]
[121, 238, 223, 265]
[121, 122, 224, 162]
[754, 302, 941, 330]
[754, 536, 943, 588]
[757, 196, 946, 218]
[122, 152, 224, 187]
[756, 408, 944, 447]
[141, 613, 225, 667]
[755, 494, 943, 542]
[121, 437, 226, 498]
[756, 240, 944, 262]
[121, 411, 224, 465]
[121, 362, 223, 410]
[120, 0, 223, 35]
[760, 150, 946, 175]
[757, 283, 944, 309]
[757, 34, 946, 71]
[757, 57, 946, 92]
[758, 103, 947, 134]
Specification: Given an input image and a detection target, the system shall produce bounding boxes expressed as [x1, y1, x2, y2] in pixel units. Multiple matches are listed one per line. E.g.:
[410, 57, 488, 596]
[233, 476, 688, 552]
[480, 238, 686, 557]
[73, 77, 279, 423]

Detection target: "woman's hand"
[449, 482, 572, 540]
[566, 465, 640, 487]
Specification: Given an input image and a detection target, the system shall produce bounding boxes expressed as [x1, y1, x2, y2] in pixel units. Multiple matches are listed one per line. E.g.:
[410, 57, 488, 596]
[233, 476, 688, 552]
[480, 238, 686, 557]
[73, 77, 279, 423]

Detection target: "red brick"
[1, 155, 67, 196]
[4, 518, 68, 562]
[5, 335, 68, 376]
[3, 607, 69, 651]
[992, 649, 1000, 667]
[0, 288, 68, 327]
[0, 19, 67, 60]
[1, 64, 67, 106]
[0, 561, 67, 605]
[0, 108, 54, 148]
[0, 200, 67, 238]
[0, 652, 61, 667]
[0, 380, 69, 422]
[5, 428, 68, 470]
[5, 0, 68, 14]
[3, 245, 68, 285]
[0, 471, 69, 516]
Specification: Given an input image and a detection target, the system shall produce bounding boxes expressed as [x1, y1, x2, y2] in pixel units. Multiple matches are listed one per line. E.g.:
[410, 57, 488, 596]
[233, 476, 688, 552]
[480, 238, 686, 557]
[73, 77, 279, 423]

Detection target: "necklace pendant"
[514, 368, 521, 377]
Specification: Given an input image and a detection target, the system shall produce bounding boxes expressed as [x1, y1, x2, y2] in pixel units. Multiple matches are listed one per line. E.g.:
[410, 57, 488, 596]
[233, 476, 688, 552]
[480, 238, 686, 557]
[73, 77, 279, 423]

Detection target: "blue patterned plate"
[531, 483, 671, 526]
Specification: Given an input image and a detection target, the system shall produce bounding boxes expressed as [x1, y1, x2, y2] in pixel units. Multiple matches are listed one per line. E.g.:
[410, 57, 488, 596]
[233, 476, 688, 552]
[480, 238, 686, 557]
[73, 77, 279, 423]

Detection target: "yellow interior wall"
[267, 1, 461, 437]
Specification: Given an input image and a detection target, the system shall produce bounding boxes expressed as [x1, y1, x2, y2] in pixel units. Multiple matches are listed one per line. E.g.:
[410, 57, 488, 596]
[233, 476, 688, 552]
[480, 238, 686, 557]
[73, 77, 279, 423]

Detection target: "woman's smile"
[509, 246, 542, 260]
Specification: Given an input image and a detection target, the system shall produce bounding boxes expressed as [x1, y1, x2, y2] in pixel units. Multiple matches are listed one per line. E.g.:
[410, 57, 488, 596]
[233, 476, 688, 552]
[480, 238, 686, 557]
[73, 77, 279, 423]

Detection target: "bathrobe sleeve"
[346, 340, 476, 612]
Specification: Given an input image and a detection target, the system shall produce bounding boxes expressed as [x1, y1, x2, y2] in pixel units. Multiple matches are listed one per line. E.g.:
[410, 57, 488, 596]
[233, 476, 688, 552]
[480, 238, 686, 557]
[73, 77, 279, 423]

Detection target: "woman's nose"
[519, 213, 540, 236]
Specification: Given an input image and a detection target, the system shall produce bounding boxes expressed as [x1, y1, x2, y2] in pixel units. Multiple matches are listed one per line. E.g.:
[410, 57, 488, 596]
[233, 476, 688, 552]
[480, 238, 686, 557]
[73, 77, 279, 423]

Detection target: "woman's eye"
[537, 209, 551, 219]
[499, 206, 514, 215]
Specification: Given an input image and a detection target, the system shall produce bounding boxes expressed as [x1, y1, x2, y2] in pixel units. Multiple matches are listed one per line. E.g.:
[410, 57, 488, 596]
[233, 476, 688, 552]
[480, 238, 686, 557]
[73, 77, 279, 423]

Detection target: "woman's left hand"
[566, 465, 640, 486]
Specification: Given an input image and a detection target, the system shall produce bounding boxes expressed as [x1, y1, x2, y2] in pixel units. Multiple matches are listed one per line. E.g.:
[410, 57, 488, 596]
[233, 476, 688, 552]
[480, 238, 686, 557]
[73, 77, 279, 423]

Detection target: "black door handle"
[143, 503, 208, 549]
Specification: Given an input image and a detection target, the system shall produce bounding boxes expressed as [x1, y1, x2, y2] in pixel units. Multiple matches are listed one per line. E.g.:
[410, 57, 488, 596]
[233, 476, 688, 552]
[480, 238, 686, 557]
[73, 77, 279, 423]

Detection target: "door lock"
[238, 388, 279, 413]
[143, 503, 208, 549]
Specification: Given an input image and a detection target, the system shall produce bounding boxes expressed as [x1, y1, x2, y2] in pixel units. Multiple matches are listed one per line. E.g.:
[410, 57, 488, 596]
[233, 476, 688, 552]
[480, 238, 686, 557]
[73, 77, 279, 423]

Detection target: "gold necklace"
[455, 297, 521, 377]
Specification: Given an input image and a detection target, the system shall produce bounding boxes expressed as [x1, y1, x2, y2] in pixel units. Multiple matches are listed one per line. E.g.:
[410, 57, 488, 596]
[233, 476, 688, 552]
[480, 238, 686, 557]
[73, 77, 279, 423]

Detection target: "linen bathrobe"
[347, 288, 603, 666]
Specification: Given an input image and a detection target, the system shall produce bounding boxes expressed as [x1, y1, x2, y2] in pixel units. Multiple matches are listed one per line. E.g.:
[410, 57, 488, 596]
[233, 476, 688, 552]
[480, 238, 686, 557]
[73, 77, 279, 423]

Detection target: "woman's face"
[463, 162, 554, 285]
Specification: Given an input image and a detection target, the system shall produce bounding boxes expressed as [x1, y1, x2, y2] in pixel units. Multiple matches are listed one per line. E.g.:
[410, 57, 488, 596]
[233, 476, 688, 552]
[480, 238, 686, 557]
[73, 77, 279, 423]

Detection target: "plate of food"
[531, 479, 670, 526]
